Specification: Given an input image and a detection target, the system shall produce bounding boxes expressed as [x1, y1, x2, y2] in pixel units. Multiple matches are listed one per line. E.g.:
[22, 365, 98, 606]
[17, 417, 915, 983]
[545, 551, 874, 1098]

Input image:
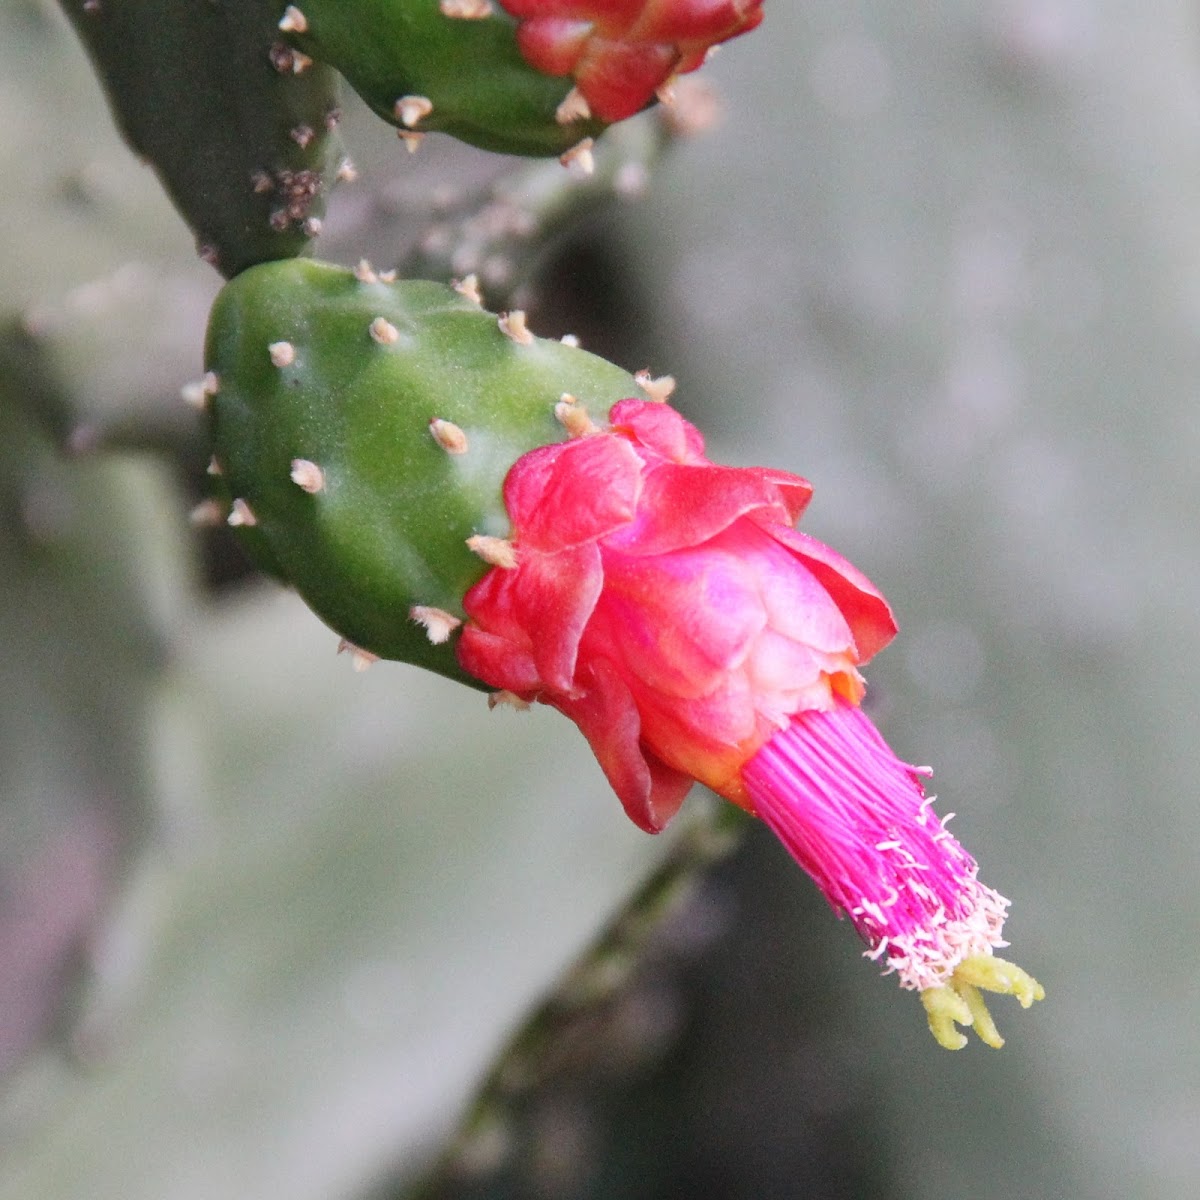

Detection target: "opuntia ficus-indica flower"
[458, 398, 1044, 1049]
[497, 0, 766, 122]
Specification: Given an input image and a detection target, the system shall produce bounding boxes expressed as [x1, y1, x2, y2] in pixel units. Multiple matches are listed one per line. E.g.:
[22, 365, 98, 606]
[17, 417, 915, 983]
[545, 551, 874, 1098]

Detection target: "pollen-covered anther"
[398, 131, 425, 154]
[440, 0, 491, 17]
[467, 535, 518, 569]
[337, 639, 380, 672]
[227, 498, 258, 527]
[290, 458, 325, 493]
[555, 394, 597, 437]
[290, 125, 315, 149]
[662, 77, 723, 138]
[394, 95, 434, 128]
[634, 370, 677, 402]
[560, 138, 595, 175]
[268, 340, 295, 367]
[278, 5, 308, 33]
[429, 418, 469, 455]
[336, 157, 359, 183]
[410, 605, 463, 645]
[498, 310, 533, 345]
[488, 690, 531, 712]
[369, 316, 400, 345]
[290, 50, 314, 74]
[188, 498, 225, 527]
[555, 87, 591, 125]
[453, 274, 483, 306]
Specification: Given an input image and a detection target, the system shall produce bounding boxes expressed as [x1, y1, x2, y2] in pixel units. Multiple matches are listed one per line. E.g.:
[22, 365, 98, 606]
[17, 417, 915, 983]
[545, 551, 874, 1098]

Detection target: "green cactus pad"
[282, 0, 606, 157]
[59, 0, 344, 278]
[205, 258, 649, 684]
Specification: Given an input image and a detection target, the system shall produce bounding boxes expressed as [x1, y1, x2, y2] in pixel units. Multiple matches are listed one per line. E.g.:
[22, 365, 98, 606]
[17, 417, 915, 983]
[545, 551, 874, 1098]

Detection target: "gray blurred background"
[0, 2, 1194, 1198]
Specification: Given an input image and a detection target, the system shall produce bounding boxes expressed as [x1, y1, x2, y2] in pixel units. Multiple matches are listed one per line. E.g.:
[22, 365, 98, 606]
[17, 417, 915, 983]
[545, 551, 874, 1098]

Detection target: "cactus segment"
[204, 258, 651, 684]
[280, 0, 609, 157]
[58, 0, 344, 278]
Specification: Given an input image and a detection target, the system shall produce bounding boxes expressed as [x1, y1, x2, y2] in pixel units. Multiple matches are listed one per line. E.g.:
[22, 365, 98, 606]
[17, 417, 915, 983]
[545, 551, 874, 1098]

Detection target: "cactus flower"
[497, 0, 766, 121]
[458, 399, 1043, 1048]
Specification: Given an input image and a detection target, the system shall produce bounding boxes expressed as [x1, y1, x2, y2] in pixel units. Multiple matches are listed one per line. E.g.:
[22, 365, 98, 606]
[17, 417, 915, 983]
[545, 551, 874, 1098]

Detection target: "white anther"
[369, 316, 399, 345]
[268, 340, 295, 367]
[354, 259, 378, 284]
[206, 456, 222, 476]
[289, 458, 325, 493]
[227, 498, 257, 527]
[409, 605, 462, 645]
[335, 157, 358, 182]
[397, 131, 425, 153]
[181, 380, 209, 409]
[290, 50, 313, 74]
[394, 95, 434, 128]
[554, 395, 596, 437]
[429, 418, 469, 455]
[290, 124, 315, 149]
[488, 690, 531, 711]
[560, 333, 580, 347]
[303, 216, 322, 236]
[466, 534, 517, 569]
[498, 310, 533, 345]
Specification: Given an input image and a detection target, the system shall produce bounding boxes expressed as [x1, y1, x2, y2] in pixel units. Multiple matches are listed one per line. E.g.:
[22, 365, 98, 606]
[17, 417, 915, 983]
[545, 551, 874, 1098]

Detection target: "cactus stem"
[452, 274, 484, 306]
[467, 535, 518, 570]
[206, 456, 222, 476]
[337, 639, 380, 672]
[440, 0, 492, 18]
[289, 459, 326, 493]
[488, 690, 532, 712]
[555, 395, 597, 438]
[556, 88, 592, 125]
[560, 138, 596, 176]
[189, 498, 225, 527]
[395, 95, 435, 129]
[410, 605, 463, 645]
[290, 125, 316, 149]
[369, 317, 401, 345]
[227, 498, 258, 527]
[336, 157, 359, 183]
[398, 131, 426, 154]
[634, 369, 677, 402]
[268, 340, 296, 367]
[429, 418, 470, 455]
[278, 5, 308, 33]
[498, 310, 533, 345]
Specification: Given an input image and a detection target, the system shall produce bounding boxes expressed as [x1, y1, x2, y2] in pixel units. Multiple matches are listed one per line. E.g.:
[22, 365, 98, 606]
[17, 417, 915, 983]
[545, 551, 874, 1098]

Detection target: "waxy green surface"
[59, 0, 343, 277]
[285, 0, 606, 156]
[206, 258, 648, 683]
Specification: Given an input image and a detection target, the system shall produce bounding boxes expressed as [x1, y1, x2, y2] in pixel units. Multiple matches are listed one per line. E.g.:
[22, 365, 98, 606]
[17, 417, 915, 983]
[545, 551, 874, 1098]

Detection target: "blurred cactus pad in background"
[0, 1, 1197, 1199]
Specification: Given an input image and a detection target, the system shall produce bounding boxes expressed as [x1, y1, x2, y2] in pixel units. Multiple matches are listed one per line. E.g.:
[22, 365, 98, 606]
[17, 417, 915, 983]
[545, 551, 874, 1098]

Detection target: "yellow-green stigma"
[920, 953, 1045, 1050]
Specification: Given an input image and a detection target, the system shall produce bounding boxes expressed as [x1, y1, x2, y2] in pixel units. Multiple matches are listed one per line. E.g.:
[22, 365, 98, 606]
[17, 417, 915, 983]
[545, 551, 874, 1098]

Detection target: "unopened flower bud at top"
[457, 397, 1043, 1048]
[497, 0, 766, 122]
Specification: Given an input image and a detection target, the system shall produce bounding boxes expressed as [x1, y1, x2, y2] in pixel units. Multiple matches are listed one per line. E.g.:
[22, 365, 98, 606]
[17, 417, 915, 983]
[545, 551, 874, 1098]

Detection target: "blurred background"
[0, 1, 1195, 1197]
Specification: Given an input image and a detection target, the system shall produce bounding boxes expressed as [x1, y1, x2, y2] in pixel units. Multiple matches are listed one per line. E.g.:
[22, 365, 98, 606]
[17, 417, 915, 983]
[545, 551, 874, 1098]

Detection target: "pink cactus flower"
[496, 0, 765, 122]
[457, 399, 1043, 1048]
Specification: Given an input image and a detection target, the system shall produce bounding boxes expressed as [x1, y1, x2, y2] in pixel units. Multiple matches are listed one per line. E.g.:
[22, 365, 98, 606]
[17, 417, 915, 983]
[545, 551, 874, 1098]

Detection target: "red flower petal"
[609, 398, 706, 463]
[766, 525, 898, 662]
[504, 433, 643, 553]
[513, 17, 595, 76]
